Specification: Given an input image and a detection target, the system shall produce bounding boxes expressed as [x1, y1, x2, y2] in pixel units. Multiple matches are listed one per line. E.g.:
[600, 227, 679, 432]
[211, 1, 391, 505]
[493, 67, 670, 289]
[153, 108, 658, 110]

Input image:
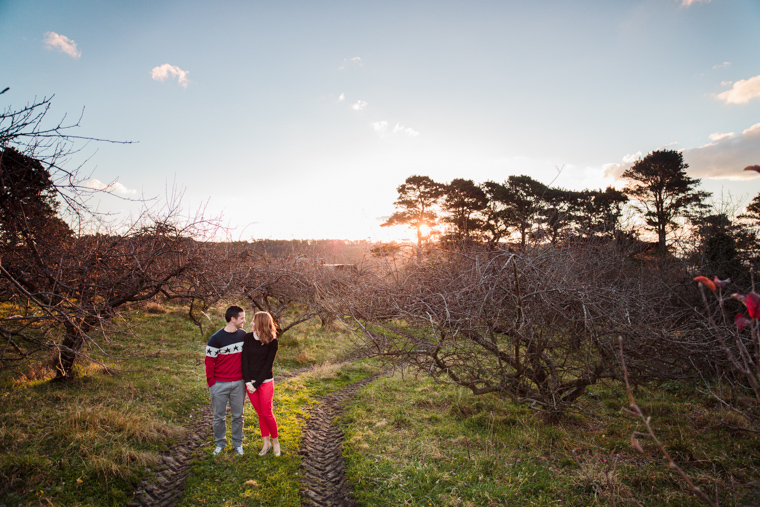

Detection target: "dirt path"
[299, 374, 381, 507]
[126, 363, 377, 507]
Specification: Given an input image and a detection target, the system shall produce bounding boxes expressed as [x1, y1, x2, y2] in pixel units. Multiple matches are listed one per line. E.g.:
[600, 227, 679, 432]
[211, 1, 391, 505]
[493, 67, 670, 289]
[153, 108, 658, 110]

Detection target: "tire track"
[299, 374, 381, 507]
[127, 366, 313, 507]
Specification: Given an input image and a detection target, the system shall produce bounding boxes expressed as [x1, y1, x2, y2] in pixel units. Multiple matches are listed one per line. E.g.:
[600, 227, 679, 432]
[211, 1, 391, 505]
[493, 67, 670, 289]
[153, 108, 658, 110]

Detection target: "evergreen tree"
[381, 175, 445, 260]
[622, 150, 710, 255]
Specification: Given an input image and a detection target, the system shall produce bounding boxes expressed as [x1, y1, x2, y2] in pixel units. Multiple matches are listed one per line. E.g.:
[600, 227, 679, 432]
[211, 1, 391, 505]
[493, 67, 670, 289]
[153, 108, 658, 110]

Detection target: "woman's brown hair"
[253, 311, 277, 345]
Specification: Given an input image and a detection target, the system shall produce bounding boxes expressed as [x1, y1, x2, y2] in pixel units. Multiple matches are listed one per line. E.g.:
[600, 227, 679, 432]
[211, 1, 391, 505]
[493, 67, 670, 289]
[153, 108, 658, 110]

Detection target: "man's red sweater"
[205, 328, 245, 387]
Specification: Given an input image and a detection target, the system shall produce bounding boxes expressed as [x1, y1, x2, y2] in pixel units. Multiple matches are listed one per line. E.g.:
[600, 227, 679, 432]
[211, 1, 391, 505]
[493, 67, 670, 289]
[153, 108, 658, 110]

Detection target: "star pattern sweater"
[241, 333, 279, 389]
[205, 328, 246, 387]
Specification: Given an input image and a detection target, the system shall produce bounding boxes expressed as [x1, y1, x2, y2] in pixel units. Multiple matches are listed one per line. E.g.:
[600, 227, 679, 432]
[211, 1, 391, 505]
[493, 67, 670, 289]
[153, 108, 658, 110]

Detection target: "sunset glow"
[1, 1, 758, 240]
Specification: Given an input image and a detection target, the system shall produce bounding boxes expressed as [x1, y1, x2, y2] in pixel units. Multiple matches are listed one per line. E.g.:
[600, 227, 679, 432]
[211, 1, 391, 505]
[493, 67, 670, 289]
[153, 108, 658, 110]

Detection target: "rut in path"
[299, 374, 381, 507]
[127, 366, 312, 507]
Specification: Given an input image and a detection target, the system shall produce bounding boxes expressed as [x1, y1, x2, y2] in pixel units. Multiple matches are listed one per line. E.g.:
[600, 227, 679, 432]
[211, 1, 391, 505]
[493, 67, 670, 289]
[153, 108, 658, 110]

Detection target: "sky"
[1, 0, 759, 241]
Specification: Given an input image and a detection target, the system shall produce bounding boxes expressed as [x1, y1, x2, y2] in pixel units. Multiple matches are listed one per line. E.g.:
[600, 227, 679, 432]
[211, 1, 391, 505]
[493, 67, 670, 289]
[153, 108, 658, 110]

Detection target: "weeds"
[342, 371, 760, 506]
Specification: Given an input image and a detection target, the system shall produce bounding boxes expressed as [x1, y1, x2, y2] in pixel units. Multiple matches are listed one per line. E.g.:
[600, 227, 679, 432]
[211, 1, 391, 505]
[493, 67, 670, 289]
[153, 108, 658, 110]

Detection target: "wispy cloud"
[42, 31, 81, 59]
[352, 100, 368, 111]
[716, 75, 760, 104]
[338, 92, 345, 102]
[371, 121, 388, 134]
[680, 0, 710, 6]
[151, 63, 190, 88]
[371, 121, 420, 138]
[712, 61, 730, 70]
[393, 123, 419, 137]
[338, 56, 363, 70]
[85, 179, 136, 195]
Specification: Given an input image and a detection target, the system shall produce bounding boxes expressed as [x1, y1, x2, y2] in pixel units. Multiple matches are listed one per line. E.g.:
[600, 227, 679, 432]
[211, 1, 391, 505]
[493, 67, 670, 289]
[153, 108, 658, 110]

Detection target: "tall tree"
[577, 187, 629, 239]
[381, 175, 445, 260]
[739, 192, 760, 224]
[481, 181, 511, 246]
[622, 150, 710, 255]
[502, 175, 548, 248]
[440, 178, 488, 244]
[541, 187, 584, 244]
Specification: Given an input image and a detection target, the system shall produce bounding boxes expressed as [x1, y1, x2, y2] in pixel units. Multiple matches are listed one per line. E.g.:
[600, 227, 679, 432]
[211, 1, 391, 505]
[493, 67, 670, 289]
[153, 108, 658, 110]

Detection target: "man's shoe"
[213, 446, 224, 456]
[235, 446, 244, 456]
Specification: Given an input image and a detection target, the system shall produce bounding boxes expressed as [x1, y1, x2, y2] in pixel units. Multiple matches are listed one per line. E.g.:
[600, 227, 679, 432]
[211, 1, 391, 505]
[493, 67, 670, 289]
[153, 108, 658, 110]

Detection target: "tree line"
[381, 152, 760, 278]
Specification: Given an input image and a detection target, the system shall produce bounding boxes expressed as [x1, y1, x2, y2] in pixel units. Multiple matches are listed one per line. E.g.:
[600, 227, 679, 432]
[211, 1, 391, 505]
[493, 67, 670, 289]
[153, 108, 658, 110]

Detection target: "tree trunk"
[658, 227, 667, 256]
[55, 322, 85, 379]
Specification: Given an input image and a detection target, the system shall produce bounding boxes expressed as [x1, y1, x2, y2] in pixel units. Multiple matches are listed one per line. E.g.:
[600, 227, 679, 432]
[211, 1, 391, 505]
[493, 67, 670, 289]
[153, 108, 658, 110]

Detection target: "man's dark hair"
[225, 305, 244, 322]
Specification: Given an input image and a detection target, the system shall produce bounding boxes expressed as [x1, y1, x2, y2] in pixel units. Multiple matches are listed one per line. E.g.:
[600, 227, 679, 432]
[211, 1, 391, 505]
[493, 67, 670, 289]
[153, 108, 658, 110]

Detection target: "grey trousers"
[209, 380, 245, 448]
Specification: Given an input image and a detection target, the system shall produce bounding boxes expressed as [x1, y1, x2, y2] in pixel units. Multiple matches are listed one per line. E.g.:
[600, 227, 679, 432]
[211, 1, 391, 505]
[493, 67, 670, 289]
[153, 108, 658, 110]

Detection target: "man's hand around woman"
[246, 382, 256, 393]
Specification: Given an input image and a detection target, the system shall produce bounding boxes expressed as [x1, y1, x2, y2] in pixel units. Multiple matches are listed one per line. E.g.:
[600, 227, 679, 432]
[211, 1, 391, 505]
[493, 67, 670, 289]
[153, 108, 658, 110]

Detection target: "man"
[205, 305, 247, 455]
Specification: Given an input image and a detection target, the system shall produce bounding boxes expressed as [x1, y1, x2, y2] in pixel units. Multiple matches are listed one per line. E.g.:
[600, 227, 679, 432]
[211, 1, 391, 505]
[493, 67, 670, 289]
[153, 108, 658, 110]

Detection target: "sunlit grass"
[342, 372, 760, 506]
[0, 301, 365, 506]
[179, 360, 378, 507]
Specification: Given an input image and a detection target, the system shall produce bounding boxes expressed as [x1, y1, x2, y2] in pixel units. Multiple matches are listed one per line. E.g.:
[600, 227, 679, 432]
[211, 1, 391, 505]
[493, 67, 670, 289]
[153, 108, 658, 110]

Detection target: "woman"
[242, 311, 280, 456]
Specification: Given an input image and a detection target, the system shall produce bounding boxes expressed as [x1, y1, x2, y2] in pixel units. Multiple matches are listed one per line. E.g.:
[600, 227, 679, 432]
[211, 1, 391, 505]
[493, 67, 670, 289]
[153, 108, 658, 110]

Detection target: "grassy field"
[0, 303, 366, 506]
[342, 373, 760, 506]
[2, 303, 759, 506]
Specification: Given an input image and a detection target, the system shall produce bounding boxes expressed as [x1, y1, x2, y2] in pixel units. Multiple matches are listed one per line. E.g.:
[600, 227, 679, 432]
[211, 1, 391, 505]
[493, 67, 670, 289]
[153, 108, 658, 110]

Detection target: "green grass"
[179, 360, 378, 507]
[0, 302, 364, 506]
[3, 302, 760, 506]
[341, 374, 760, 507]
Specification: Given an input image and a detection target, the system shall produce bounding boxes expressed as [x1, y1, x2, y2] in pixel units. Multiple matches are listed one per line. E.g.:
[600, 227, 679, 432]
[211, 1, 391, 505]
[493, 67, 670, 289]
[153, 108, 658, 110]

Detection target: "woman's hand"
[246, 382, 256, 393]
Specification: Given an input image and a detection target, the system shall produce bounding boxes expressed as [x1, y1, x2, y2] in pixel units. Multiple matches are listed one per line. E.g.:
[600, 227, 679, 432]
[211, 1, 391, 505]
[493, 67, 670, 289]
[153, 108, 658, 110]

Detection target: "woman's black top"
[241, 333, 279, 389]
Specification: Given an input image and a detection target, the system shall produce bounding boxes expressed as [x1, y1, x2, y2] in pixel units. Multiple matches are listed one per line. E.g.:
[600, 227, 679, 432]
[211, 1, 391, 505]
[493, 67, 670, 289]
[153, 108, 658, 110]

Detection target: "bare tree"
[332, 244, 704, 418]
[0, 94, 218, 378]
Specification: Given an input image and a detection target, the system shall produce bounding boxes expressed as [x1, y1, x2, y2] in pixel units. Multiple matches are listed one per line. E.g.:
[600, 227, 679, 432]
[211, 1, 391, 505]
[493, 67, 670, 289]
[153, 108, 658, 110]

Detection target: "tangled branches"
[334, 244, 705, 417]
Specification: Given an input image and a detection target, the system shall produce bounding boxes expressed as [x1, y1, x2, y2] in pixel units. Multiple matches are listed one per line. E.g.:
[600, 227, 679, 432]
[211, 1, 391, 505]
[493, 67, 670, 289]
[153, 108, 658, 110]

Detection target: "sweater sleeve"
[204, 336, 219, 387]
[241, 333, 253, 383]
[253, 339, 278, 389]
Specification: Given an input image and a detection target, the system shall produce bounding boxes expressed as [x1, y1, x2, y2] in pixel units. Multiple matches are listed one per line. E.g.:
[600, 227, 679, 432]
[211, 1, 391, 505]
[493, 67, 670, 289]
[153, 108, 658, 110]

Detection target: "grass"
[3, 302, 760, 506]
[341, 372, 760, 506]
[179, 360, 377, 507]
[0, 302, 364, 506]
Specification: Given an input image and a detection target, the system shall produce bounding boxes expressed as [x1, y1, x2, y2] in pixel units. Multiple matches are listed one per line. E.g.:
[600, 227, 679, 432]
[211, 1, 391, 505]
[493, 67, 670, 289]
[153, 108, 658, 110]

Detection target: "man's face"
[230, 312, 246, 330]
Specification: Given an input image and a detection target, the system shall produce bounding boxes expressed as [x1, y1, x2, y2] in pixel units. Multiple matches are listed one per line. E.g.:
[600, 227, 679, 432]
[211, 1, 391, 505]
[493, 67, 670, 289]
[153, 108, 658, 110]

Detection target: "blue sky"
[2, 0, 759, 240]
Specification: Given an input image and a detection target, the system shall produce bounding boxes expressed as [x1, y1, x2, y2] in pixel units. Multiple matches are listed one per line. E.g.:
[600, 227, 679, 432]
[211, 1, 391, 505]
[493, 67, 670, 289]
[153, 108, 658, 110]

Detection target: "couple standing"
[204, 305, 280, 457]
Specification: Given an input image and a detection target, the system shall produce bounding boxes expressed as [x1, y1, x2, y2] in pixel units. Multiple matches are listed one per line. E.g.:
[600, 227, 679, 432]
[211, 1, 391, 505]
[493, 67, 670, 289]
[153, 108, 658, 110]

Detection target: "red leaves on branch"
[731, 292, 759, 331]
[747, 292, 760, 319]
[693, 276, 716, 292]
[735, 314, 751, 333]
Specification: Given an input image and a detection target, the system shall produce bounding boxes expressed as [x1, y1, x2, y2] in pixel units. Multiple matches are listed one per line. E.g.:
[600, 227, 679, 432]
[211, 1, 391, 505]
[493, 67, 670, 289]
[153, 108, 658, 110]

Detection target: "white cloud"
[338, 93, 345, 102]
[680, 0, 710, 5]
[338, 56, 363, 70]
[716, 75, 760, 104]
[685, 123, 760, 179]
[393, 123, 419, 137]
[352, 100, 368, 111]
[85, 179, 136, 195]
[151, 63, 190, 88]
[371, 121, 420, 138]
[721, 80, 733, 87]
[712, 61, 730, 70]
[708, 132, 734, 142]
[604, 123, 760, 183]
[42, 31, 81, 59]
[603, 152, 642, 180]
